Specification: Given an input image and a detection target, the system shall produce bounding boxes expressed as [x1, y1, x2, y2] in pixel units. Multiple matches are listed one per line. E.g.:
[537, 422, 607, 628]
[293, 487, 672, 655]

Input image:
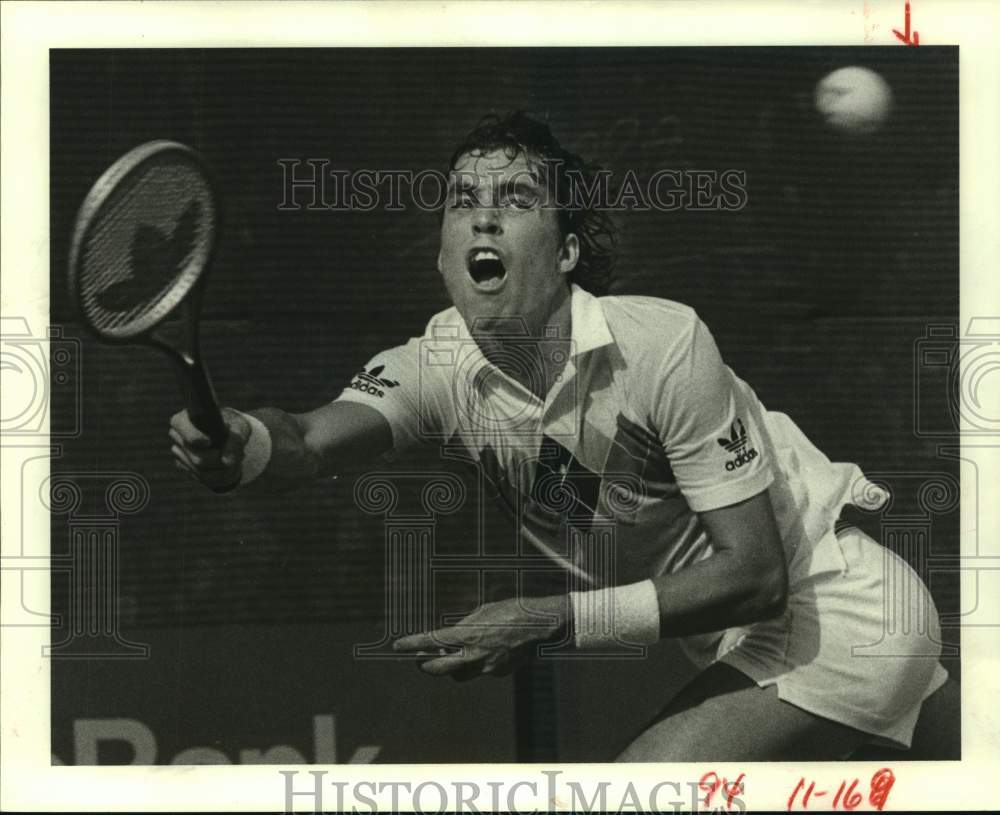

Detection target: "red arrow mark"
[893, 0, 920, 45]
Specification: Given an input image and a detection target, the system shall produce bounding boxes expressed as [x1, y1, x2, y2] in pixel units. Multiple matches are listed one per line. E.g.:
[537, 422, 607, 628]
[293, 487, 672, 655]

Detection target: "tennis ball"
[814, 66, 894, 135]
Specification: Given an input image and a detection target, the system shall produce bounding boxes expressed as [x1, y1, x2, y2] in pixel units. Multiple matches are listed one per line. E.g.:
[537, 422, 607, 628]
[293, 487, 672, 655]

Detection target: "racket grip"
[189, 401, 229, 449]
[173, 352, 228, 448]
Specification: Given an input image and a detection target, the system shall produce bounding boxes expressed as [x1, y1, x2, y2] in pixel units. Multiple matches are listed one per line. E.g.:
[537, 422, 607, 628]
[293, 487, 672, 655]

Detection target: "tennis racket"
[68, 141, 229, 457]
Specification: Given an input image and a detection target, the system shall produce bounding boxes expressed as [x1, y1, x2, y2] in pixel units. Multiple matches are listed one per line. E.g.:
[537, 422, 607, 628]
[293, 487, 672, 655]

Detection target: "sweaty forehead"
[450, 149, 543, 184]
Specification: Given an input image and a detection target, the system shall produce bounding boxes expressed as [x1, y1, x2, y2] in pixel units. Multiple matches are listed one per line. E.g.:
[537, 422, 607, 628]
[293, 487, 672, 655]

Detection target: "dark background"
[49, 48, 960, 763]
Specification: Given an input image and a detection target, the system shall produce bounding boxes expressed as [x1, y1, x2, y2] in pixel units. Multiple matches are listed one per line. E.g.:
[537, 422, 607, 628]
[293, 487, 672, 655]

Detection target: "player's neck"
[473, 287, 573, 401]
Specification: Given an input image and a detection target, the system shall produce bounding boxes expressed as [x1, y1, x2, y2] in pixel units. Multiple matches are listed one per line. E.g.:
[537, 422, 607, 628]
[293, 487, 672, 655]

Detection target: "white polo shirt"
[336, 284, 886, 588]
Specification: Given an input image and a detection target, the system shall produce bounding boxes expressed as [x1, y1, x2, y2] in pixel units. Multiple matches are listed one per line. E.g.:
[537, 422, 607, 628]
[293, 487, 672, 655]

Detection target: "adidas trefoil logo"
[349, 364, 399, 398]
[718, 418, 749, 453]
[717, 418, 759, 471]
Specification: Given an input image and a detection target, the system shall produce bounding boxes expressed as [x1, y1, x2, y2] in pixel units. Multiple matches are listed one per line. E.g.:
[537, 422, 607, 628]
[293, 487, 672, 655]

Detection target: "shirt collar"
[446, 283, 614, 355]
[568, 284, 614, 357]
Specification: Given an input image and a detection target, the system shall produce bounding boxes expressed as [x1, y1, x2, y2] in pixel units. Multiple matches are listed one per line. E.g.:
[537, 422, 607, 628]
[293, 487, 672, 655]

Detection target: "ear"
[436, 247, 444, 276]
[558, 233, 580, 276]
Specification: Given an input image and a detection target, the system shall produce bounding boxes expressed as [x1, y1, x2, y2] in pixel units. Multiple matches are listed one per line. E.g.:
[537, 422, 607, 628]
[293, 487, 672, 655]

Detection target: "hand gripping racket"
[68, 141, 230, 461]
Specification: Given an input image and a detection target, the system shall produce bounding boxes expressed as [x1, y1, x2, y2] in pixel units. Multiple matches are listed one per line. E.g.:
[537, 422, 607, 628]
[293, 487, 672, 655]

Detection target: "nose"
[472, 206, 502, 235]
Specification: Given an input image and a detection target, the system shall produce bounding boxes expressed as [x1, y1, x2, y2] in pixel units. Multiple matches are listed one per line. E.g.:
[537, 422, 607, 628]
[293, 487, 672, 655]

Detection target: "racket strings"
[78, 158, 214, 336]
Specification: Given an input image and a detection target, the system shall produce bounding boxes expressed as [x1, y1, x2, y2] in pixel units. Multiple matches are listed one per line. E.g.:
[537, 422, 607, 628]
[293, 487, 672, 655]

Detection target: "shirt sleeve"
[333, 327, 456, 459]
[651, 316, 774, 512]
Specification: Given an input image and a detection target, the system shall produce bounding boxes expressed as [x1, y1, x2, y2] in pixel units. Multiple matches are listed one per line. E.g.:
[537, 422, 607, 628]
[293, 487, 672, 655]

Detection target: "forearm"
[646, 491, 788, 640]
[570, 550, 787, 649]
[240, 407, 326, 492]
[172, 392, 392, 495]
[237, 400, 394, 493]
[650, 549, 788, 638]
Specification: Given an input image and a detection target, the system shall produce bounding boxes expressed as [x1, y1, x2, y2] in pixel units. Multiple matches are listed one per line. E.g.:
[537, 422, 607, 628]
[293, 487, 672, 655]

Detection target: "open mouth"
[467, 248, 507, 292]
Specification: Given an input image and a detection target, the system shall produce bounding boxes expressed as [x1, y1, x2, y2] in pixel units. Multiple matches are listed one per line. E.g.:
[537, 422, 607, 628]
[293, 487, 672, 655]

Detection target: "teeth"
[473, 249, 500, 262]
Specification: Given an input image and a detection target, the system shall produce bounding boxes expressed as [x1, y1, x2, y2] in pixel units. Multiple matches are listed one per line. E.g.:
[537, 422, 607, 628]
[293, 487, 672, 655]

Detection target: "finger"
[169, 427, 217, 458]
[419, 653, 483, 677]
[175, 457, 240, 492]
[393, 634, 433, 652]
[219, 431, 245, 470]
[169, 410, 212, 449]
[394, 631, 461, 652]
[171, 443, 228, 472]
[171, 443, 199, 471]
[172, 443, 210, 471]
[222, 408, 251, 439]
[412, 648, 454, 668]
[174, 459, 200, 482]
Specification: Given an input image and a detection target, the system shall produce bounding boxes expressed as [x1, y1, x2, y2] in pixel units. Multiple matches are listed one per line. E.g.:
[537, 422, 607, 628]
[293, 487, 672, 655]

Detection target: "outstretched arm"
[169, 400, 394, 493]
[394, 489, 787, 678]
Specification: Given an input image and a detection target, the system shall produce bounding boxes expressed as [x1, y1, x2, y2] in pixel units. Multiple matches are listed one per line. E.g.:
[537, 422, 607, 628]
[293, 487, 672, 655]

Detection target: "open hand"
[393, 595, 570, 680]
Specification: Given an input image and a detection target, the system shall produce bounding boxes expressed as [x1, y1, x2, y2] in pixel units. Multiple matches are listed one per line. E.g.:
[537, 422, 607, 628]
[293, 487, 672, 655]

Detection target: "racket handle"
[189, 400, 229, 449]
[173, 352, 228, 448]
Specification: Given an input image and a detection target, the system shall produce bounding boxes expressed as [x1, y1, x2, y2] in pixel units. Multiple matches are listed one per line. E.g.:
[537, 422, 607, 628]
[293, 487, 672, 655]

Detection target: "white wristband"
[570, 579, 661, 649]
[237, 411, 272, 486]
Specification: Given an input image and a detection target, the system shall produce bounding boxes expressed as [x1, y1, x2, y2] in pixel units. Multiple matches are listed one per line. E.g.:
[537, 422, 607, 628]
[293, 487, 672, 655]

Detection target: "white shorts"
[681, 527, 949, 749]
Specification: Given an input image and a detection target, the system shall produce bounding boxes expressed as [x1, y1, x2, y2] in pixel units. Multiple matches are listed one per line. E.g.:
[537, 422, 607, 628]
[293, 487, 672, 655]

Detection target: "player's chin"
[451, 294, 512, 336]
[455, 276, 509, 304]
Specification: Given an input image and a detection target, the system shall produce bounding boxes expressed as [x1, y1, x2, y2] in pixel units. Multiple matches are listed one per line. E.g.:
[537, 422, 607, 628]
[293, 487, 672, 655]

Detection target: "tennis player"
[169, 112, 948, 760]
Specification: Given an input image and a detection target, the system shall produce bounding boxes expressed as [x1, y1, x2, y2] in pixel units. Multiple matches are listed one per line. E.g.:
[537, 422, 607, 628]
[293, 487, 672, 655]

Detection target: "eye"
[450, 191, 478, 209]
[502, 190, 538, 210]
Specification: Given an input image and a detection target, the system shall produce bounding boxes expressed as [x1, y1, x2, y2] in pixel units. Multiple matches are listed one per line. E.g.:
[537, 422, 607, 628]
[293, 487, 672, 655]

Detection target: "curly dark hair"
[446, 111, 618, 296]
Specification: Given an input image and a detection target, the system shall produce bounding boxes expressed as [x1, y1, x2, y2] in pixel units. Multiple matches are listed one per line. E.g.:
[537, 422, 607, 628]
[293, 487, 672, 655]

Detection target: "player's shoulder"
[599, 293, 698, 323]
[362, 306, 464, 373]
[417, 305, 468, 346]
[595, 294, 726, 399]
[381, 306, 466, 349]
[598, 293, 702, 351]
